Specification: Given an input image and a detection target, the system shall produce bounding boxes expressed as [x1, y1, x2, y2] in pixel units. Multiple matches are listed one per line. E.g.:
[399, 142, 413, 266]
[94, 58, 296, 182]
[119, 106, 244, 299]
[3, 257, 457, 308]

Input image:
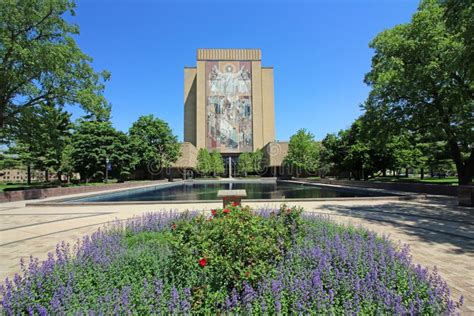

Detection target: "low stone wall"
[294, 178, 458, 197]
[458, 185, 474, 207]
[0, 181, 164, 203]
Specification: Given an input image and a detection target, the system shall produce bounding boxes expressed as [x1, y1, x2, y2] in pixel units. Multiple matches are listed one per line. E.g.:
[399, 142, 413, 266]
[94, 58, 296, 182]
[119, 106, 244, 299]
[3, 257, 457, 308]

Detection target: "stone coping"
[217, 190, 247, 197]
[25, 179, 423, 207]
[295, 178, 458, 197]
[1, 180, 168, 203]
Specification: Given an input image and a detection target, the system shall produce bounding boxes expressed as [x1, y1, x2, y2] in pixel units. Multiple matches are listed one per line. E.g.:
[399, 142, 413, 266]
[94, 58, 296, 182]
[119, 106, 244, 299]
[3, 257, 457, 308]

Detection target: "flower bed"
[1, 205, 463, 314]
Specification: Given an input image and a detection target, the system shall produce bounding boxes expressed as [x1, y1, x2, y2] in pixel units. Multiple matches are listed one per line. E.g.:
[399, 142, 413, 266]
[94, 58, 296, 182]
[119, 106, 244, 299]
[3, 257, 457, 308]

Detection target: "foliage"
[285, 129, 320, 177]
[237, 149, 264, 177]
[210, 150, 224, 176]
[196, 149, 224, 177]
[319, 121, 372, 180]
[320, 115, 455, 180]
[364, 0, 473, 184]
[0, 0, 111, 128]
[0, 207, 462, 315]
[59, 143, 75, 181]
[69, 120, 136, 182]
[237, 152, 253, 176]
[251, 149, 264, 174]
[129, 115, 181, 173]
[4, 104, 72, 183]
[168, 204, 301, 309]
[196, 148, 212, 176]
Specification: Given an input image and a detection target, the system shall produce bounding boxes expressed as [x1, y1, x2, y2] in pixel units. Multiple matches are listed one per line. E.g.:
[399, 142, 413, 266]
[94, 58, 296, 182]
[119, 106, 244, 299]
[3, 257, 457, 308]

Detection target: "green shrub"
[167, 204, 302, 308]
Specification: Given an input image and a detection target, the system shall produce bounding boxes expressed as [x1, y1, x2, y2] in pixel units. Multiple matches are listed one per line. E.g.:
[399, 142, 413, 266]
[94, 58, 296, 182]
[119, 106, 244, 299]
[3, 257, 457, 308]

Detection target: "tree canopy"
[364, 0, 473, 184]
[129, 115, 181, 175]
[285, 129, 320, 177]
[210, 150, 224, 176]
[70, 120, 135, 182]
[196, 148, 212, 176]
[0, 0, 111, 128]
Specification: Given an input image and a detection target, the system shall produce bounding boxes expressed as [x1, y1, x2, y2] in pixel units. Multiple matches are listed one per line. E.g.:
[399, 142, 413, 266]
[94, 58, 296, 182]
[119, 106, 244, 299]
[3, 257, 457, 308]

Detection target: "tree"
[210, 151, 224, 177]
[70, 120, 134, 182]
[59, 143, 75, 183]
[41, 104, 72, 181]
[129, 115, 180, 178]
[237, 152, 253, 177]
[5, 103, 72, 184]
[365, 0, 473, 184]
[196, 148, 212, 177]
[251, 149, 264, 175]
[285, 129, 320, 177]
[0, 0, 111, 128]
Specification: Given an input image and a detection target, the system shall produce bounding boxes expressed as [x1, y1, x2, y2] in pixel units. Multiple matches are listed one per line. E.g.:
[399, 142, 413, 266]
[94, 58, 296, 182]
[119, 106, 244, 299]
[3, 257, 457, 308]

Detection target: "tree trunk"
[456, 157, 473, 185]
[363, 170, 369, 181]
[383, 169, 386, 177]
[57, 171, 62, 184]
[447, 139, 473, 185]
[420, 168, 424, 180]
[405, 168, 409, 178]
[27, 165, 31, 185]
[45, 169, 49, 182]
[436, 102, 473, 185]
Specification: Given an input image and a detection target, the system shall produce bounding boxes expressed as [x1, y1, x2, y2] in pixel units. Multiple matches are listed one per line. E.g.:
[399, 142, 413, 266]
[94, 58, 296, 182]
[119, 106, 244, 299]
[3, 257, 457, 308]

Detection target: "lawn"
[370, 176, 458, 186]
[1, 205, 462, 314]
[0, 180, 122, 192]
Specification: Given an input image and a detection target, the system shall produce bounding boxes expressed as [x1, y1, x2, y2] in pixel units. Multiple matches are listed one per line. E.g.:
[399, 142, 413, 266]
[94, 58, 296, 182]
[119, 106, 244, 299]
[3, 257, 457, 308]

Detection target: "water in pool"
[70, 181, 391, 202]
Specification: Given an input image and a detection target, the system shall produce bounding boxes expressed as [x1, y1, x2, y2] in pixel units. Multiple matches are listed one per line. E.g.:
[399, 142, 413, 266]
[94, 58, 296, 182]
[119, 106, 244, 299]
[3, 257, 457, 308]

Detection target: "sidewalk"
[1, 196, 472, 313]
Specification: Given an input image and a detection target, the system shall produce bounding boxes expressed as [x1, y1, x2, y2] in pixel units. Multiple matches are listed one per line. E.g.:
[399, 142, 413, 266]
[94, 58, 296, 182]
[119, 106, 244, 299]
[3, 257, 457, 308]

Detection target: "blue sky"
[69, 0, 418, 141]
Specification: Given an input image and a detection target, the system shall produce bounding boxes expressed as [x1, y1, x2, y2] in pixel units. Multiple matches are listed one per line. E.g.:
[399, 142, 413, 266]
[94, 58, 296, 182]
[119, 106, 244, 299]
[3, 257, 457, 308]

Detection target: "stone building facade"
[173, 49, 288, 177]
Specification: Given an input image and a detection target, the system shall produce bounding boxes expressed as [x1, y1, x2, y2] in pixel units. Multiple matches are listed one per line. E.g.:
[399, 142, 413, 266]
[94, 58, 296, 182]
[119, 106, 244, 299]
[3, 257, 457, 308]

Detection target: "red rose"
[171, 223, 177, 230]
[211, 210, 217, 216]
[223, 208, 230, 214]
[199, 258, 207, 267]
[232, 202, 238, 207]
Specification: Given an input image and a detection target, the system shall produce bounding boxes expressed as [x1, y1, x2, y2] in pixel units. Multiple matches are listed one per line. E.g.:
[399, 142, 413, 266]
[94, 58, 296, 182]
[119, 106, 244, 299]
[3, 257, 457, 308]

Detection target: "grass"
[369, 176, 458, 185]
[0, 179, 122, 192]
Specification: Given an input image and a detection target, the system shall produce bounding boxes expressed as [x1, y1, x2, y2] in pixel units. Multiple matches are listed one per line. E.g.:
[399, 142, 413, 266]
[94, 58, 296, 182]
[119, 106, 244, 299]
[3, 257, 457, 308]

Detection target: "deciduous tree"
[210, 150, 224, 177]
[285, 129, 320, 177]
[365, 0, 473, 184]
[0, 0, 111, 128]
[196, 148, 212, 177]
[129, 115, 180, 177]
[70, 120, 134, 182]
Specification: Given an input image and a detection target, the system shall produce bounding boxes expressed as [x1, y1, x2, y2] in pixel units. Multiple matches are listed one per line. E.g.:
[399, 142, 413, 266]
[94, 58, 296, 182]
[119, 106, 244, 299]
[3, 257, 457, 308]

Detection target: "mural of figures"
[206, 61, 253, 152]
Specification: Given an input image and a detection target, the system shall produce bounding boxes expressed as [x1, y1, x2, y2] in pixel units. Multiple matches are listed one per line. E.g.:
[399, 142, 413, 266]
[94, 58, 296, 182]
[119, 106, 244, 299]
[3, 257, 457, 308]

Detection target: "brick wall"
[0, 181, 164, 203]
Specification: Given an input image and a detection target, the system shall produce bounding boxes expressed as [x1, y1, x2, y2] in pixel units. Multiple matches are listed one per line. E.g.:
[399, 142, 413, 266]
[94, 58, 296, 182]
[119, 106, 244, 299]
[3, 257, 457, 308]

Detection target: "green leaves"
[129, 115, 181, 171]
[168, 204, 301, 304]
[70, 120, 135, 182]
[0, 0, 111, 127]
[196, 148, 224, 177]
[237, 149, 264, 176]
[364, 0, 473, 184]
[210, 150, 224, 176]
[196, 148, 212, 176]
[285, 129, 320, 176]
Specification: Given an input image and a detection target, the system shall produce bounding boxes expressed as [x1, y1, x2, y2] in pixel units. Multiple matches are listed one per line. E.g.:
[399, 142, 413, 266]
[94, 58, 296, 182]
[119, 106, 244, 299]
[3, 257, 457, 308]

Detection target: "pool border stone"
[24, 179, 426, 207]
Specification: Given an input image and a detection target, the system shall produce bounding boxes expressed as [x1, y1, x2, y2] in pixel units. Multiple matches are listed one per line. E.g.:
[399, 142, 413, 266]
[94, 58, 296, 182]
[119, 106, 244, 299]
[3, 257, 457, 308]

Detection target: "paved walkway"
[0, 193, 473, 313]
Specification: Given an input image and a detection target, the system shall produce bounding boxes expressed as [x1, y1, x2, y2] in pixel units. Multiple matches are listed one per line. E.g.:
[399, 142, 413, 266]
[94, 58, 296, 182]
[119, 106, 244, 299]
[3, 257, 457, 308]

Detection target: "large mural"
[205, 61, 253, 152]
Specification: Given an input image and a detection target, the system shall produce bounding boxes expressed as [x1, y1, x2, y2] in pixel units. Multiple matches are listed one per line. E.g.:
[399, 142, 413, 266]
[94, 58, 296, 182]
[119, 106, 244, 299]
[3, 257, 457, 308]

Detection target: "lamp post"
[105, 157, 109, 183]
